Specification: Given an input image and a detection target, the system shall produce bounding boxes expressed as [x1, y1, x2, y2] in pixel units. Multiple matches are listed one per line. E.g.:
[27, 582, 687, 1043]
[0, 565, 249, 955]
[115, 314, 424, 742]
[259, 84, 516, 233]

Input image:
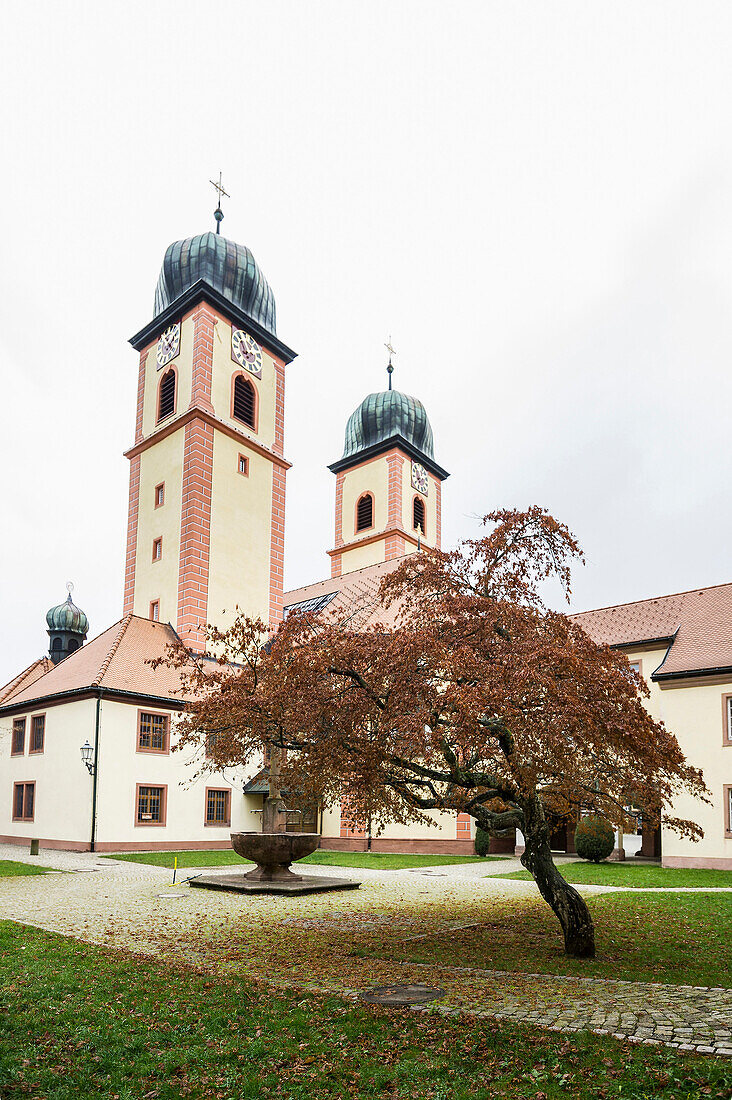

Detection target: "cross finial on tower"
[210, 172, 230, 235]
[384, 338, 396, 391]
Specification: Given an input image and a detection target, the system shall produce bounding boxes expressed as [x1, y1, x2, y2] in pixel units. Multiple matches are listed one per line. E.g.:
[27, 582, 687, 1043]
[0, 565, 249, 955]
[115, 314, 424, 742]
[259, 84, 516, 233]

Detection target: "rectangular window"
[723, 695, 732, 746]
[152, 537, 163, 562]
[150, 600, 160, 622]
[30, 714, 45, 754]
[137, 711, 169, 753]
[12, 782, 35, 822]
[11, 718, 25, 756]
[725, 785, 732, 839]
[238, 454, 249, 476]
[205, 788, 231, 826]
[136, 784, 166, 825]
[154, 482, 165, 508]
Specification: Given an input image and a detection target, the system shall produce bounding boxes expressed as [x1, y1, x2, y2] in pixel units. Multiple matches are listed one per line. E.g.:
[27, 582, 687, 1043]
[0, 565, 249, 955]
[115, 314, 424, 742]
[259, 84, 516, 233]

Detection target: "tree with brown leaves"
[164, 508, 708, 959]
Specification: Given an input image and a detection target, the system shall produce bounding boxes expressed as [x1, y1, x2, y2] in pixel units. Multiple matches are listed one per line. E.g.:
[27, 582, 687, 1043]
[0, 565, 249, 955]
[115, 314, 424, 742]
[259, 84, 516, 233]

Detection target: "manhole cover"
[358, 984, 445, 1006]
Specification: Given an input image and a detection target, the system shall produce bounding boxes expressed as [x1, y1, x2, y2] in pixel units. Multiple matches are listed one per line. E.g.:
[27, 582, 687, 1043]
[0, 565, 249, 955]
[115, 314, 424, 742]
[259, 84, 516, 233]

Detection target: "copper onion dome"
[153, 232, 277, 335]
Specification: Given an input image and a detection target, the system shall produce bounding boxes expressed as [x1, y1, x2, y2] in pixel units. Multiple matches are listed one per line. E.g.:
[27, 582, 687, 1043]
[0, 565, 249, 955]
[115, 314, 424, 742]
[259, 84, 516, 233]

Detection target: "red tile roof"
[0, 657, 53, 705]
[0, 616, 193, 711]
[573, 583, 732, 678]
[284, 557, 409, 631]
[289, 567, 732, 681]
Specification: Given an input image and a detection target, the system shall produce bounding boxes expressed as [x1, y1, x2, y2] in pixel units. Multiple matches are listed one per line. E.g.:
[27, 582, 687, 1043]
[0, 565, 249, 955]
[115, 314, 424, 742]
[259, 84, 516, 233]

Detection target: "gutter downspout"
[90, 690, 101, 853]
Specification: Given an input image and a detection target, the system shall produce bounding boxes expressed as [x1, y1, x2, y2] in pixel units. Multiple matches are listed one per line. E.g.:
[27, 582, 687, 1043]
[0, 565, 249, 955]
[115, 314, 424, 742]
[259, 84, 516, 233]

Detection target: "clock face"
[411, 462, 429, 496]
[231, 329, 263, 378]
[156, 323, 180, 370]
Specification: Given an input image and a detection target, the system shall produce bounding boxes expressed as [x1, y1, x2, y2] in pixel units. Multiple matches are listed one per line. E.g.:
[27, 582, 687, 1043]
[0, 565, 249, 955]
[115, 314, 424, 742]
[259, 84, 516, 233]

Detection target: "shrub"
[574, 816, 615, 862]
[474, 827, 492, 857]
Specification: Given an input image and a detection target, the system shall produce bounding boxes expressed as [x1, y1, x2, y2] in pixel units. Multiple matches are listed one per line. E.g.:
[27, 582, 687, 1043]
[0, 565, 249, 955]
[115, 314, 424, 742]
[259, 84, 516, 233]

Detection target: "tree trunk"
[521, 801, 595, 958]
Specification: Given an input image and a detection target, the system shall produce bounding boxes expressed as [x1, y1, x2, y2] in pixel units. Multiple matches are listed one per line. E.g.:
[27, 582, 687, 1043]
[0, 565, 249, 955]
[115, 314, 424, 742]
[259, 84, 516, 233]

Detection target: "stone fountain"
[190, 749, 360, 896]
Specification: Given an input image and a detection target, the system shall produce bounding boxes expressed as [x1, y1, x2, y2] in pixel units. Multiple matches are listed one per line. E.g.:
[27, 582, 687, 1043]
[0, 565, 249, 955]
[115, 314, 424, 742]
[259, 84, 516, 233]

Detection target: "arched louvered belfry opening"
[158, 368, 176, 422]
[232, 374, 256, 429]
[413, 496, 426, 535]
[356, 493, 373, 532]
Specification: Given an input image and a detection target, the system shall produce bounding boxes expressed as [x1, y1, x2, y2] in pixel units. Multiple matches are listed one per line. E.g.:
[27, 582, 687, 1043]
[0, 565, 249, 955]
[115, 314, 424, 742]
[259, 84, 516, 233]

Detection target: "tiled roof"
[288, 568, 732, 681]
[0, 616, 193, 711]
[572, 594, 685, 647]
[284, 557, 409, 631]
[573, 583, 732, 678]
[0, 657, 53, 705]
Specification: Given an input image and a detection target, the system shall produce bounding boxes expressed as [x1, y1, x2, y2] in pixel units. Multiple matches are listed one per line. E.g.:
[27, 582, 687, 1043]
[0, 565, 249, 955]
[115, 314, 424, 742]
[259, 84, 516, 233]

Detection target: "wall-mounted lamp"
[80, 740, 95, 775]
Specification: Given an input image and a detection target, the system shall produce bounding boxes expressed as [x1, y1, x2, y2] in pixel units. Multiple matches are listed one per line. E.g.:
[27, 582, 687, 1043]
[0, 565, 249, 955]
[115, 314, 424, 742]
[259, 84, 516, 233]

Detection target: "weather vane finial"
[384, 337, 396, 391]
[210, 172, 230, 235]
[66, 580, 74, 603]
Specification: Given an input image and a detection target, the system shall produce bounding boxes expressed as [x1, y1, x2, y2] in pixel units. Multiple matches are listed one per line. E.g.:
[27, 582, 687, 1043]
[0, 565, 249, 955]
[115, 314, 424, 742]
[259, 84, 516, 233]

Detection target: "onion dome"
[341, 390, 434, 462]
[154, 232, 277, 335]
[46, 591, 89, 635]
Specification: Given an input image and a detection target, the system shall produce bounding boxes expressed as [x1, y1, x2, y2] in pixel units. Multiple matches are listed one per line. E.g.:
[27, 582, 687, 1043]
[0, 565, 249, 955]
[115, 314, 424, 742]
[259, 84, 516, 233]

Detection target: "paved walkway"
[0, 844, 729, 1056]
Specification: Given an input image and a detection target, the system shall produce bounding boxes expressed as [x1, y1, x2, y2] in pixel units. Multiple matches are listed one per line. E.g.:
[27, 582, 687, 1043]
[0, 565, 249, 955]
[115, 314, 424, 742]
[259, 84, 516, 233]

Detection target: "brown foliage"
[159, 507, 710, 955]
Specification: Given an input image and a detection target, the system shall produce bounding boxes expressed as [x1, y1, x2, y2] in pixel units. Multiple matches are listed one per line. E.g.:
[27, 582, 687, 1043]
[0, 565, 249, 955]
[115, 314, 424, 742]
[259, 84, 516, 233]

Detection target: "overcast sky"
[2, 1, 731, 681]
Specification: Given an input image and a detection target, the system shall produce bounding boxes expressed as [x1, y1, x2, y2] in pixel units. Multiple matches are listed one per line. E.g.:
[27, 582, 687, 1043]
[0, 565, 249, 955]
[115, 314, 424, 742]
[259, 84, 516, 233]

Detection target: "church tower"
[122, 215, 296, 649]
[327, 372, 448, 578]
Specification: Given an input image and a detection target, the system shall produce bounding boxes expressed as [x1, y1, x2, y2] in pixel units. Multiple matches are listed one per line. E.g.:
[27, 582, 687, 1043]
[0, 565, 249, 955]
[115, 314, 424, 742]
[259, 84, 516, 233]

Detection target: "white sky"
[2, 1, 732, 681]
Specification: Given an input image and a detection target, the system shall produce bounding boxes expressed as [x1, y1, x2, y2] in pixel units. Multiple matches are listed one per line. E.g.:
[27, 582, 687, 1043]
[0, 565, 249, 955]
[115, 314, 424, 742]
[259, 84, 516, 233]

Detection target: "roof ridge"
[572, 585, 730, 620]
[0, 656, 51, 703]
[92, 614, 133, 687]
[285, 554, 411, 598]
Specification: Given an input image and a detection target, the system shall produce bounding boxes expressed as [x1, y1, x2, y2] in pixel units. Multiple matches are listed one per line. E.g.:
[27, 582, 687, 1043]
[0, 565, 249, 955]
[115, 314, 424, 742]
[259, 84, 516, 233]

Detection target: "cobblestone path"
[0, 846, 729, 1056]
[398, 963, 732, 1056]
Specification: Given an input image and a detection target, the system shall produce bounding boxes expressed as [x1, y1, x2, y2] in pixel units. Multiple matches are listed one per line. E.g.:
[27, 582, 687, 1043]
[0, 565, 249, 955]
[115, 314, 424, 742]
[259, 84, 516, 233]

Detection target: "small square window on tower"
[154, 483, 165, 508]
[238, 454, 249, 476]
[150, 600, 160, 622]
[152, 537, 163, 562]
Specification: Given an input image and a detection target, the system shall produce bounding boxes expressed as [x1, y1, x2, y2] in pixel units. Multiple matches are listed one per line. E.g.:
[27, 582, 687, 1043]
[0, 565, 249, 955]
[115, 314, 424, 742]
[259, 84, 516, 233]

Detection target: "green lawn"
[0, 922, 729, 1100]
[0, 860, 45, 878]
[383, 892, 732, 988]
[498, 862, 732, 889]
[104, 848, 506, 870]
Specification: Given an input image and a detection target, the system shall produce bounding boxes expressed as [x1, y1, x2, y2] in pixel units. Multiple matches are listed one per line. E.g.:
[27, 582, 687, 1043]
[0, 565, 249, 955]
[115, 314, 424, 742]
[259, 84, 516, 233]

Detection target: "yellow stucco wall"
[1, 698, 98, 846]
[210, 316, 278, 452]
[94, 699, 266, 845]
[606, 644, 732, 867]
[340, 457, 389, 546]
[339, 539, 387, 575]
[207, 431, 274, 631]
[141, 315, 194, 438]
[400, 463, 437, 547]
[655, 676, 732, 866]
[132, 430, 185, 622]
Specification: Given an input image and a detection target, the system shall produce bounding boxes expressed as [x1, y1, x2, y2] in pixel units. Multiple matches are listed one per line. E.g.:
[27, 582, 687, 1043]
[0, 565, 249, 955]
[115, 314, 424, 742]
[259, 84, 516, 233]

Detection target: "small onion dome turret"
[341, 389, 434, 462]
[46, 592, 89, 635]
[153, 232, 277, 336]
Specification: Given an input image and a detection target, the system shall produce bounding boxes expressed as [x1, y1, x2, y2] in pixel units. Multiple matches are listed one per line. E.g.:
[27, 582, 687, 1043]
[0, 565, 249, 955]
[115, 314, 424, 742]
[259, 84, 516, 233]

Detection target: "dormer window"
[158, 368, 176, 422]
[233, 375, 256, 430]
[356, 493, 373, 532]
[413, 496, 426, 535]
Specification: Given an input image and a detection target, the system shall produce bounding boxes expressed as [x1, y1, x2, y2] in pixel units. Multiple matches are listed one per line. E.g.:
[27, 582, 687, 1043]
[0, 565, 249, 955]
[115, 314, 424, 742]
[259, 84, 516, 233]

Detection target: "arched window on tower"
[356, 493, 373, 532]
[157, 368, 176, 422]
[232, 375, 256, 429]
[413, 496, 426, 536]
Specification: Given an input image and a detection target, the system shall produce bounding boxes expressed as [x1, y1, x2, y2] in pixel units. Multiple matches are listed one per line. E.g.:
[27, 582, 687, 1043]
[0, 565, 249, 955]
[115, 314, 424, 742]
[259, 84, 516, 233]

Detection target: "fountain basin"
[189, 830, 360, 896]
[231, 831, 321, 882]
